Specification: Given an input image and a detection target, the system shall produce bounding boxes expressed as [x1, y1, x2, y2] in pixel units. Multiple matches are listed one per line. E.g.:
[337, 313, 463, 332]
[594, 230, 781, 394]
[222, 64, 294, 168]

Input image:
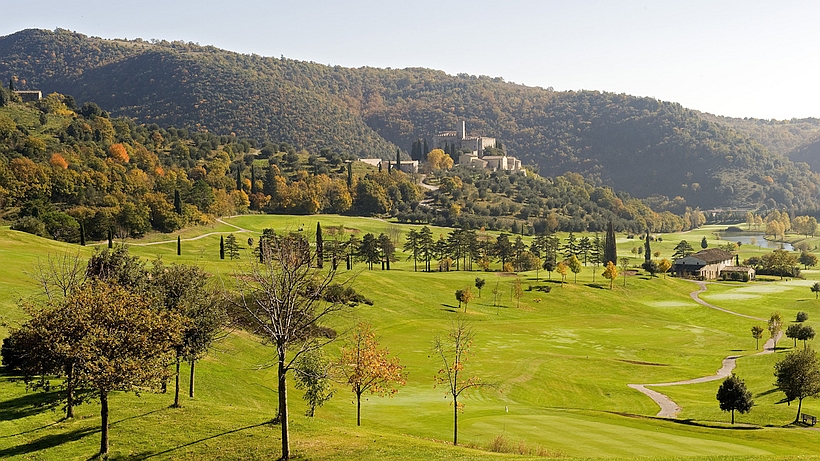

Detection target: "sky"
[4, 0, 820, 120]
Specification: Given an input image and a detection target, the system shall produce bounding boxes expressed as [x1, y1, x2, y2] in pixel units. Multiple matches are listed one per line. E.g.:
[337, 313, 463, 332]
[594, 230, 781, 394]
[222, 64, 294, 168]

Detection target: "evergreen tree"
[251, 165, 257, 194]
[347, 162, 353, 188]
[604, 221, 617, 266]
[177, 236, 181, 256]
[396, 148, 401, 171]
[107, 229, 113, 249]
[174, 190, 182, 214]
[423, 139, 429, 160]
[220, 236, 225, 260]
[236, 167, 242, 191]
[9, 77, 14, 91]
[701, 236, 708, 249]
[79, 223, 86, 246]
[316, 222, 324, 269]
[644, 231, 651, 263]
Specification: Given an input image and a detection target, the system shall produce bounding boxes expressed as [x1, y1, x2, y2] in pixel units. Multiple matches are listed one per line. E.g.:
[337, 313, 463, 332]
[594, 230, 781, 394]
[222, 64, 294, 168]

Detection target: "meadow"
[1, 217, 819, 460]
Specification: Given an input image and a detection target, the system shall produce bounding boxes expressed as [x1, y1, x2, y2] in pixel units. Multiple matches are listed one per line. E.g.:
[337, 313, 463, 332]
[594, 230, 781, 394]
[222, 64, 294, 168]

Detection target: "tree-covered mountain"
[3, 28, 820, 212]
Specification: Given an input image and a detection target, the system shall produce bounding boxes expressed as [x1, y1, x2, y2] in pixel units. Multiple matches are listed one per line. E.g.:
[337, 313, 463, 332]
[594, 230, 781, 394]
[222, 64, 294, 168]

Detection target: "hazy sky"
[4, 0, 819, 120]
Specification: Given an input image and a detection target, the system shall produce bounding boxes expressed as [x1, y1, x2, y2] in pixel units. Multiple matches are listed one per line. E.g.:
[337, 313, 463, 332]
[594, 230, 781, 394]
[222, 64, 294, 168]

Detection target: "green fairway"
[2, 217, 820, 460]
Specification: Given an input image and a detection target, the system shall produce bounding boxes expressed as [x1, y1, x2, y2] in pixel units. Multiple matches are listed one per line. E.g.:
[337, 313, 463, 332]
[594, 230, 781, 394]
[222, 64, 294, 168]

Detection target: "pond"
[717, 232, 794, 251]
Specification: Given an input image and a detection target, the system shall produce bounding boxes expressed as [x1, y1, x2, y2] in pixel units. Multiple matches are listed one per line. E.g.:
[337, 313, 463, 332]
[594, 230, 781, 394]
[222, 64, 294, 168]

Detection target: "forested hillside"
[3, 28, 820, 212]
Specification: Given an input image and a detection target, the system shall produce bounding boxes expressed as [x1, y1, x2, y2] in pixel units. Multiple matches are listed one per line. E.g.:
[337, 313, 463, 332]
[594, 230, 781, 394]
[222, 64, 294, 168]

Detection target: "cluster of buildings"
[359, 121, 522, 173]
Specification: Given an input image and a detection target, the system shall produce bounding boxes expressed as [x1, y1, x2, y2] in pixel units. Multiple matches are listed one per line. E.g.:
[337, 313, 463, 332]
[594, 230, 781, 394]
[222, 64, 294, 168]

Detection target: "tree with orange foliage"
[49, 153, 68, 169]
[337, 322, 406, 426]
[108, 143, 129, 163]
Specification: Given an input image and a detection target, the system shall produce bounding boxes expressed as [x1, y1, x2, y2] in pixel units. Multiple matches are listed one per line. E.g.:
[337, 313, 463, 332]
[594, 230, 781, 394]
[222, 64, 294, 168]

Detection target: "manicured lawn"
[2, 217, 820, 460]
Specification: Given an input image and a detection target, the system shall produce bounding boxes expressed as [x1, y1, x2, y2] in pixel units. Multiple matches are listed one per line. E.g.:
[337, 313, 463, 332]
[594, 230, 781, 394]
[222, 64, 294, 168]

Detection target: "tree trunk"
[278, 347, 290, 460]
[357, 391, 362, 426]
[189, 358, 196, 398]
[795, 397, 804, 424]
[173, 356, 181, 407]
[453, 396, 458, 446]
[100, 391, 109, 455]
[65, 362, 75, 419]
[731, 409, 735, 424]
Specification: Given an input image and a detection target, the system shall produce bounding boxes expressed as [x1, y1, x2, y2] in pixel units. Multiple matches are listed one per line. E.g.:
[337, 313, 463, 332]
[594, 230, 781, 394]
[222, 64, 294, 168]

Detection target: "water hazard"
[717, 232, 794, 250]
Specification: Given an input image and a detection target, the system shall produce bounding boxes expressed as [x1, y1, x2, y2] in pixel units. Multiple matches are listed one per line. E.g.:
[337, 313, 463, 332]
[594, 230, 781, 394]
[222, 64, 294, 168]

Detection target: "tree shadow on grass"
[0, 426, 97, 458]
[0, 390, 63, 422]
[135, 420, 273, 459]
[440, 304, 459, 312]
[669, 418, 762, 430]
[585, 283, 606, 289]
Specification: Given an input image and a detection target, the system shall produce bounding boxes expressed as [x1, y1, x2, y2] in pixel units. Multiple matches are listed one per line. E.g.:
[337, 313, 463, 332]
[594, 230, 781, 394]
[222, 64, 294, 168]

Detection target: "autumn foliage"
[108, 143, 129, 163]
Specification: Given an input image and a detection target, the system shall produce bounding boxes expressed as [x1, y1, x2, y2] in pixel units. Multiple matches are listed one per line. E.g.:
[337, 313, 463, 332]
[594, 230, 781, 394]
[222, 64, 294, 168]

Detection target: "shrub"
[11, 216, 47, 237]
[797, 311, 809, 322]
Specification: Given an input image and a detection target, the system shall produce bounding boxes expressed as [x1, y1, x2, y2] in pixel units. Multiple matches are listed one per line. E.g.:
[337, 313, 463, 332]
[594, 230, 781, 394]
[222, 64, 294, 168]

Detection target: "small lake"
[717, 232, 794, 251]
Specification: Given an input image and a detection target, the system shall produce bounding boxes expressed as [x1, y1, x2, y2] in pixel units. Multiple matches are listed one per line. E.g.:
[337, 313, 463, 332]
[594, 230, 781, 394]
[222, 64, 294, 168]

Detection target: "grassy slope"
[0, 218, 819, 460]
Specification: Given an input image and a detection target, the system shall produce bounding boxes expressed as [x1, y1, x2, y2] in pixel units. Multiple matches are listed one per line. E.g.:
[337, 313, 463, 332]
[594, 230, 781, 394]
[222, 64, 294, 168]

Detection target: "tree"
[644, 232, 652, 263]
[427, 148, 454, 170]
[556, 260, 568, 285]
[475, 277, 485, 298]
[752, 325, 764, 350]
[337, 323, 405, 425]
[800, 252, 818, 270]
[604, 221, 617, 266]
[494, 233, 513, 268]
[234, 234, 358, 459]
[358, 233, 381, 270]
[455, 287, 474, 313]
[568, 255, 582, 283]
[619, 257, 630, 287]
[672, 240, 695, 260]
[657, 258, 672, 278]
[177, 236, 181, 255]
[798, 326, 816, 349]
[603, 261, 618, 289]
[316, 222, 324, 269]
[787, 323, 803, 348]
[812, 282, 820, 300]
[220, 235, 225, 260]
[701, 236, 708, 249]
[419, 226, 434, 272]
[642, 259, 659, 277]
[768, 312, 783, 347]
[378, 233, 396, 270]
[774, 348, 820, 424]
[225, 233, 240, 260]
[434, 320, 485, 446]
[404, 228, 421, 272]
[294, 349, 334, 417]
[716, 374, 753, 424]
[174, 190, 182, 214]
[512, 278, 523, 308]
[65, 281, 181, 456]
[797, 312, 810, 322]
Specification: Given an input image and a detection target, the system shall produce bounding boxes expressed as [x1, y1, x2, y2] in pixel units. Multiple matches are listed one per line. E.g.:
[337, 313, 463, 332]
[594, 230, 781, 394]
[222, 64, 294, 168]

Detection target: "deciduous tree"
[337, 322, 405, 426]
[716, 374, 753, 424]
[603, 261, 618, 289]
[774, 348, 820, 424]
[751, 325, 764, 350]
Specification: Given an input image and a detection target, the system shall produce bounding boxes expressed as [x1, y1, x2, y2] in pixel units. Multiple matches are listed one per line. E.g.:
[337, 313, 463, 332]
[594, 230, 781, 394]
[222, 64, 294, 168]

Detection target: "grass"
[1, 216, 820, 459]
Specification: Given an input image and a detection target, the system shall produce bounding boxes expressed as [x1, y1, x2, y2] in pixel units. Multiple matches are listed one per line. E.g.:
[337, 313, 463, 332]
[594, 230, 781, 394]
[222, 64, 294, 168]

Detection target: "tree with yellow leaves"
[337, 322, 406, 426]
[427, 148, 454, 170]
[602, 260, 619, 289]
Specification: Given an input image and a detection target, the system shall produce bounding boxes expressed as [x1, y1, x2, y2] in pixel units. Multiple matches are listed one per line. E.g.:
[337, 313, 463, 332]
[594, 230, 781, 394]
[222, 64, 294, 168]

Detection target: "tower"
[457, 120, 466, 140]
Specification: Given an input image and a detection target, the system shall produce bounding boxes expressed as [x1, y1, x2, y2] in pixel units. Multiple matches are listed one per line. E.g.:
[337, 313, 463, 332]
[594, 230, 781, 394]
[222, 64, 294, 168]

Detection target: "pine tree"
[604, 221, 617, 266]
[316, 222, 324, 269]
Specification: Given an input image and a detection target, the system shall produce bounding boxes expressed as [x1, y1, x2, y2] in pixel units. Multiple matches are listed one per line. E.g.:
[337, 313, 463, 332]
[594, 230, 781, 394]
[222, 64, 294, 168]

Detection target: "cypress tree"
[220, 236, 225, 260]
[396, 148, 401, 171]
[236, 167, 242, 191]
[107, 229, 113, 249]
[79, 222, 86, 246]
[423, 139, 429, 160]
[177, 236, 181, 255]
[644, 231, 651, 263]
[604, 221, 617, 266]
[316, 222, 323, 269]
[174, 190, 182, 214]
[9, 78, 14, 91]
[251, 165, 257, 194]
[347, 162, 353, 188]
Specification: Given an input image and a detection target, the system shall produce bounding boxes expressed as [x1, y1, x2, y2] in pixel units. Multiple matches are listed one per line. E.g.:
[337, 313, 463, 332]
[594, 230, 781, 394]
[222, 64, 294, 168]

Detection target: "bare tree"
[433, 319, 487, 446]
[233, 233, 357, 460]
[27, 251, 85, 302]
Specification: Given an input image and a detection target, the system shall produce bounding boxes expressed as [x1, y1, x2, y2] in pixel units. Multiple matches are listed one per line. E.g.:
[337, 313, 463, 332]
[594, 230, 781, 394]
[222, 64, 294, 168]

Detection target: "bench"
[802, 413, 817, 425]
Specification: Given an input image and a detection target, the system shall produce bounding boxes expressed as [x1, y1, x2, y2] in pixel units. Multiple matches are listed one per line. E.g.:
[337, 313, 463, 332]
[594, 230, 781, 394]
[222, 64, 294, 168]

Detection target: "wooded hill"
[3, 28, 820, 212]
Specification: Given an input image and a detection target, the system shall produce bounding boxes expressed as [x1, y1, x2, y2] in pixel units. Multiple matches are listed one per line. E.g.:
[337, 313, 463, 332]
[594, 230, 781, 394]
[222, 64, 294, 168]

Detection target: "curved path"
[128, 218, 253, 247]
[628, 281, 781, 418]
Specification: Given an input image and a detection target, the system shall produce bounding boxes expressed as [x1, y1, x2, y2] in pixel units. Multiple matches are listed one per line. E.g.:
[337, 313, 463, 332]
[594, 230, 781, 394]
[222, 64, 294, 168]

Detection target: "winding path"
[628, 280, 781, 418]
[128, 218, 253, 247]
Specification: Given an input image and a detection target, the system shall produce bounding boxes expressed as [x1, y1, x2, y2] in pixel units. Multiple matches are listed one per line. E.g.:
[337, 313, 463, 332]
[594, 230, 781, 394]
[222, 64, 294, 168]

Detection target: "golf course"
[1, 215, 819, 460]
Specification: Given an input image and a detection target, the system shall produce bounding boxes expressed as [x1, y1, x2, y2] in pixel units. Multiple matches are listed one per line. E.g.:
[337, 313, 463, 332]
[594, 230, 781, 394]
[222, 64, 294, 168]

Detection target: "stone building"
[14, 90, 42, 102]
[671, 248, 745, 280]
[358, 158, 418, 173]
[434, 121, 522, 172]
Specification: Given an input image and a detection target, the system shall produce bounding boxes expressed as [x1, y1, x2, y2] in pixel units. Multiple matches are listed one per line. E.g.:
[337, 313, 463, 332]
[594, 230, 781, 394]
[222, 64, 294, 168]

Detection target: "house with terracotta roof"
[671, 248, 750, 280]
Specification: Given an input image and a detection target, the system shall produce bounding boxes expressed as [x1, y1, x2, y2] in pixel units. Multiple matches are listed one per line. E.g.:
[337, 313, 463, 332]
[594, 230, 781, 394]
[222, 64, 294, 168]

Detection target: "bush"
[11, 216, 47, 237]
[797, 311, 809, 322]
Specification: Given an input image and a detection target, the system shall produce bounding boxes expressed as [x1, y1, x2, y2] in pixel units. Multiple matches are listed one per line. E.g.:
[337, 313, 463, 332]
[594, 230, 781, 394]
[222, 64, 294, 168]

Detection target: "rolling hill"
[3, 28, 820, 211]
